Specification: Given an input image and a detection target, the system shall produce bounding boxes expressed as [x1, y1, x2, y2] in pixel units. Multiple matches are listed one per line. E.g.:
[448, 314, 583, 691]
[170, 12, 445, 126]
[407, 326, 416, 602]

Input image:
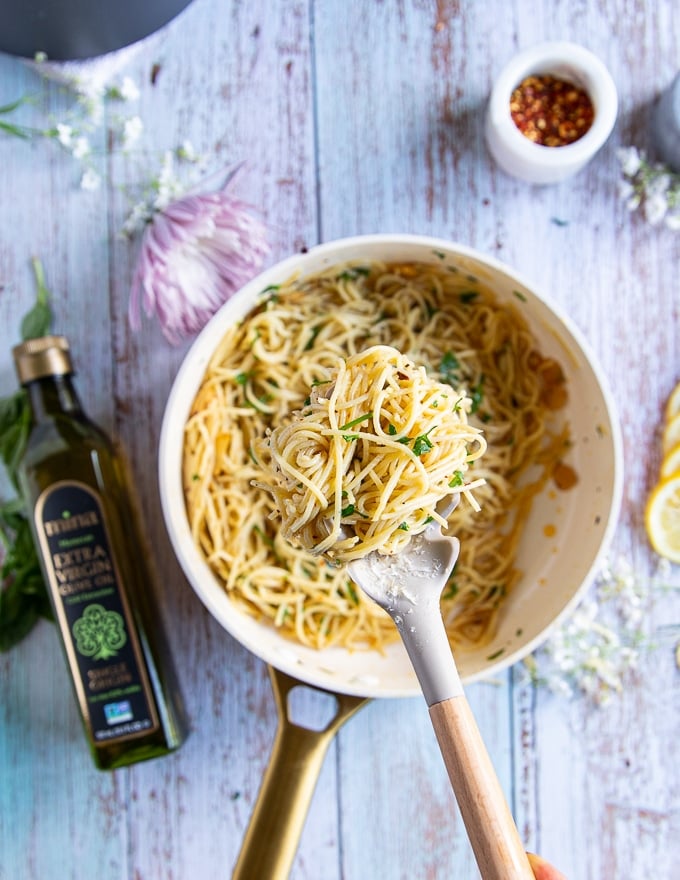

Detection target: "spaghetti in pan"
[182, 260, 571, 653]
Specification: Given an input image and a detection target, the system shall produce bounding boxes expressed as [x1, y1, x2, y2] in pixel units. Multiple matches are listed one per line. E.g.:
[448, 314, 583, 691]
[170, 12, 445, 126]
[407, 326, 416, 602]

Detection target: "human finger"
[527, 852, 568, 880]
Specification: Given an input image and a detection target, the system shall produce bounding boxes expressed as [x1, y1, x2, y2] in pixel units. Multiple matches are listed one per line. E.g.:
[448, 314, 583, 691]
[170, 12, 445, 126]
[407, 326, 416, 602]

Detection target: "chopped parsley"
[345, 581, 359, 605]
[442, 581, 459, 599]
[412, 427, 435, 456]
[304, 325, 322, 351]
[469, 375, 485, 413]
[487, 585, 506, 603]
[252, 524, 275, 549]
[448, 470, 464, 487]
[424, 300, 438, 319]
[386, 423, 436, 455]
[459, 291, 478, 304]
[439, 350, 460, 386]
[337, 267, 370, 281]
[339, 412, 373, 431]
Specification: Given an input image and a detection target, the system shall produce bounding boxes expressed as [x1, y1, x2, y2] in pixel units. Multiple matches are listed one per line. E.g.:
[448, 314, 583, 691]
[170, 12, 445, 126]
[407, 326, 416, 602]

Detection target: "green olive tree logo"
[72, 604, 127, 660]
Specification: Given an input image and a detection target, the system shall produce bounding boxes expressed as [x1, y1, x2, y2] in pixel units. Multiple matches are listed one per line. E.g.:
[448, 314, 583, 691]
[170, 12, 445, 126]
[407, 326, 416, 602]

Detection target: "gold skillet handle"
[232, 665, 369, 880]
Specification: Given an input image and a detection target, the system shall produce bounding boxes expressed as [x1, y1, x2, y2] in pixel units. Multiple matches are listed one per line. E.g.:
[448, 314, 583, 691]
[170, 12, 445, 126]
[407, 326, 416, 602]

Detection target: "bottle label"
[34, 481, 160, 744]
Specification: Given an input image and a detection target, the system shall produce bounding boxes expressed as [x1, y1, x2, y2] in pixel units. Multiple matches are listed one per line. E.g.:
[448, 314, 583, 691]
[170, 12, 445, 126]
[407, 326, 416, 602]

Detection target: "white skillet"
[159, 234, 623, 877]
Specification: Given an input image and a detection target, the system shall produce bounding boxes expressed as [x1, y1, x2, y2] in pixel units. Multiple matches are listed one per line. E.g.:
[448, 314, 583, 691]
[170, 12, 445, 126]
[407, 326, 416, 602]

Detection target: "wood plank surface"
[0, 2, 678, 879]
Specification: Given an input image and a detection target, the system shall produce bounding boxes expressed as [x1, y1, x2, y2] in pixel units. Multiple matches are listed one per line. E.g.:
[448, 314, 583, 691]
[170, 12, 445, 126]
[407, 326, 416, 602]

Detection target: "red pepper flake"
[510, 74, 595, 147]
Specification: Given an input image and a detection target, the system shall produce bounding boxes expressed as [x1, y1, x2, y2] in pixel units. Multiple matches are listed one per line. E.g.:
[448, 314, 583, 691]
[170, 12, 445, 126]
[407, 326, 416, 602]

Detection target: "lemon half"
[665, 380, 680, 423]
[645, 473, 680, 563]
[661, 442, 680, 481]
[662, 412, 680, 455]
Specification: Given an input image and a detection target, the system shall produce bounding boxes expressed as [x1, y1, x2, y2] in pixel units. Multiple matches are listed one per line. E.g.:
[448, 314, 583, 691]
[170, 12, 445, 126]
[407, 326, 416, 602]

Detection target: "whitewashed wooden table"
[1, 2, 678, 878]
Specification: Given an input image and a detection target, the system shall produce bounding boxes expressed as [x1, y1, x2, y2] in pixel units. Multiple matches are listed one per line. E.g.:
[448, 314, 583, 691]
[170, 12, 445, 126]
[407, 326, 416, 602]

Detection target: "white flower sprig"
[617, 146, 680, 230]
[0, 69, 144, 191]
[523, 556, 678, 706]
[121, 145, 207, 237]
[2, 64, 269, 344]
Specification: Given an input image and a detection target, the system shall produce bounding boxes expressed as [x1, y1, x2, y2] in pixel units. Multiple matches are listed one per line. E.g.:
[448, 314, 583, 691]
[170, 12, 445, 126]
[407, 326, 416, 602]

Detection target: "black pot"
[0, 0, 194, 61]
[652, 73, 680, 173]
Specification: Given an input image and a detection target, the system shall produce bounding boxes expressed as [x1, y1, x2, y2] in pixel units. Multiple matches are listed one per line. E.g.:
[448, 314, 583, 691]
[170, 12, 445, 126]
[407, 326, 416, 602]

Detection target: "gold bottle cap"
[12, 335, 73, 385]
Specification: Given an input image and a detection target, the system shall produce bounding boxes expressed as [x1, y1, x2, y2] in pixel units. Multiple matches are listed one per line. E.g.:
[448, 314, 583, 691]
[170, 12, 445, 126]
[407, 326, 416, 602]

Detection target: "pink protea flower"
[128, 167, 269, 344]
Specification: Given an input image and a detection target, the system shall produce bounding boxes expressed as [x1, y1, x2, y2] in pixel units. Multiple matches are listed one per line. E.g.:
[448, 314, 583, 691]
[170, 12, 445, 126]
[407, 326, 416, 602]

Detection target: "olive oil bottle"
[12, 335, 187, 770]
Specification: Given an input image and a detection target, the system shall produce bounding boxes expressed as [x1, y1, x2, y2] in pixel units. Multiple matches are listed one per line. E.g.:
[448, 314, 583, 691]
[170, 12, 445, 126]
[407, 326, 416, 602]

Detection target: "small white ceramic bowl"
[485, 41, 618, 184]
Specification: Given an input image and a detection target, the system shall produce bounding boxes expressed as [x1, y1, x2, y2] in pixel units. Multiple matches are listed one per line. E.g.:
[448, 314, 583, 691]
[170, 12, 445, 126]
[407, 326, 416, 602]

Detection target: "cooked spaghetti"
[183, 259, 571, 651]
[256, 345, 487, 562]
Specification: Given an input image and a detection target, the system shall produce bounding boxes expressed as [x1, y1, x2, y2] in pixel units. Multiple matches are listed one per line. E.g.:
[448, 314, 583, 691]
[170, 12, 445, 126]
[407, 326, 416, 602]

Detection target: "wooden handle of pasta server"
[429, 695, 534, 880]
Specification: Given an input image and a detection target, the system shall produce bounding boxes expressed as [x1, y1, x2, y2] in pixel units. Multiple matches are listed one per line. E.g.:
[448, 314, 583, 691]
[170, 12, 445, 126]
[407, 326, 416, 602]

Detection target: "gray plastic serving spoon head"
[345, 497, 463, 706]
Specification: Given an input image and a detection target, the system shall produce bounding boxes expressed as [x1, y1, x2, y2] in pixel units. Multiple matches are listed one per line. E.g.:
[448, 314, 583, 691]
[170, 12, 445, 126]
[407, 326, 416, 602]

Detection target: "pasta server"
[345, 500, 534, 880]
